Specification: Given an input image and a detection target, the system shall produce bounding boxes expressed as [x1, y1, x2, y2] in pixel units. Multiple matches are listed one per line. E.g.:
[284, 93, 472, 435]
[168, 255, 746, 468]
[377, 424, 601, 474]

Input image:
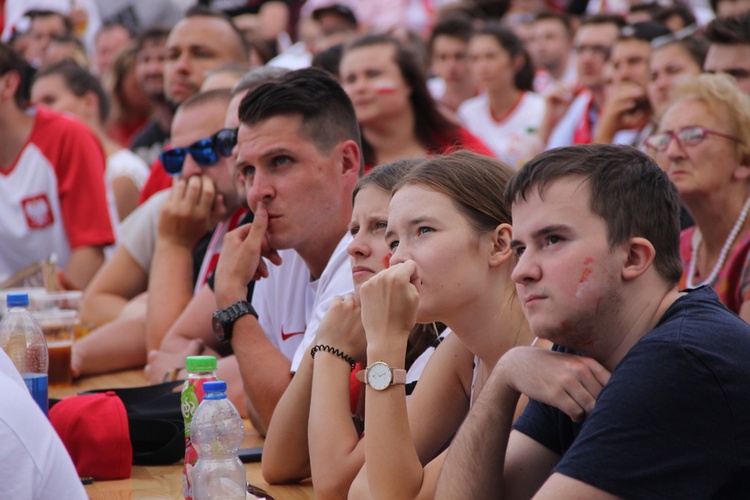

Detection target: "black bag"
[53, 380, 186, 466]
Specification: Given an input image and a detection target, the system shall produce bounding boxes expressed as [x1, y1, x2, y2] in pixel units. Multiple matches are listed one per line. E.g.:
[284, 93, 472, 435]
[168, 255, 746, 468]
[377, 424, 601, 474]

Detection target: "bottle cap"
[6, 293, 29, 307]
[203, 380, 227, 394]
[185, 355, 217, 372]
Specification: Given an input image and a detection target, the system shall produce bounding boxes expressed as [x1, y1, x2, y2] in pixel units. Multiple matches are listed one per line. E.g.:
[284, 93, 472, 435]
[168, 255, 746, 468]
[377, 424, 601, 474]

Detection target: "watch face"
[212, 313, 224, 334]
[366, 362, 392, 391]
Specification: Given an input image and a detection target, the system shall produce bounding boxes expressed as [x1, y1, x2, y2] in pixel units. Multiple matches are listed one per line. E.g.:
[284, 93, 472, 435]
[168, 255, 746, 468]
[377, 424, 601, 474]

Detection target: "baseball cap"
[620, 21, 672, 42]
[50, 391, 132, 480]
[312, 3, 358, 27]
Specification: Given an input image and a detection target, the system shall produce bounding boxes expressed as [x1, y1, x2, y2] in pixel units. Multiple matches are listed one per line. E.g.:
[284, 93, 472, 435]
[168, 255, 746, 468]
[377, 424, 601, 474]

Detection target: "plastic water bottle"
[190, 380, 246, 500]
[182, 355, 218, 500]
[0, 293, 49, 416]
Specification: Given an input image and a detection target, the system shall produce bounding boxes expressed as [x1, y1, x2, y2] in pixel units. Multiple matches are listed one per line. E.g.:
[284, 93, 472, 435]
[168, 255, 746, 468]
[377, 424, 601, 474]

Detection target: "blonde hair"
[670, 73, 750, 163]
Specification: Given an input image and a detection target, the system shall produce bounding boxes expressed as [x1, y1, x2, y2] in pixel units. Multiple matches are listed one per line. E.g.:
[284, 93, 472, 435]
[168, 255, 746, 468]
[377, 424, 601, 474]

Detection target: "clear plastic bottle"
[190, 380, 246, 500]
[0, 293, 49, 416]
[182, 355, 218, 500]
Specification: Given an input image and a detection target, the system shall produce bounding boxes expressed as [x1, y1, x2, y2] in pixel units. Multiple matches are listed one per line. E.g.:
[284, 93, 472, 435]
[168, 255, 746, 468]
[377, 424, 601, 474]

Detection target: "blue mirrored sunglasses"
[159, 128, 238, 176]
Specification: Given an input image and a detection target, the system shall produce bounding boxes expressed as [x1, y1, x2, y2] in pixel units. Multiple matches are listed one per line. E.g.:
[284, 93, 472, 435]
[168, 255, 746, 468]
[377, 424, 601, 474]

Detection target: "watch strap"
[226, 300, 258, 321]
[214, 301, 258, 343]
[391, 368, 407, 385]
[356, 363, 407, 386]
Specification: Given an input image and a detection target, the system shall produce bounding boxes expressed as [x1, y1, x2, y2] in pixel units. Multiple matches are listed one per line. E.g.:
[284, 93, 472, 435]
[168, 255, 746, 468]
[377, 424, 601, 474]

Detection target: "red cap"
[50, 391, 132, 480]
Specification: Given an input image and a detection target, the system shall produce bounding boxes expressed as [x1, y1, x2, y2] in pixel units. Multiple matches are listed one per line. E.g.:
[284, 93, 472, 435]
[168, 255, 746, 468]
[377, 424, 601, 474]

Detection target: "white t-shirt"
[102, 148, 149, 254]
[251, 235, 354, 372]
[0, 349, 87, 499]
[107, 149, 150, 194]
[0, 108, 114, 281]
[546, 90, 593, 150]
[457, 91, 546, 168]
[119, 190, 169, 273]
[533, 60, 578, 96]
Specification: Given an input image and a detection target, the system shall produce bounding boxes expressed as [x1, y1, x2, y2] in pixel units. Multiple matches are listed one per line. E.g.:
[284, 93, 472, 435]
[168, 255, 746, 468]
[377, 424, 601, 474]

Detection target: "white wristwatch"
[356, 361, 407, 391]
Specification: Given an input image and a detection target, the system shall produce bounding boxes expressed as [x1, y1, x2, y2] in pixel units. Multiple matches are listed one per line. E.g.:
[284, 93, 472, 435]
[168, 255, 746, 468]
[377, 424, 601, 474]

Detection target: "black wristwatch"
[212, 301, 258, 343]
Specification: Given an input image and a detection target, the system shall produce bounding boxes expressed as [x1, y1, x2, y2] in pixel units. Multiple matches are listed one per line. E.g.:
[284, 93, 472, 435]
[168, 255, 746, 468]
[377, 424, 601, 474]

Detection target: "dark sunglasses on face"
[159, 127, 238, 176]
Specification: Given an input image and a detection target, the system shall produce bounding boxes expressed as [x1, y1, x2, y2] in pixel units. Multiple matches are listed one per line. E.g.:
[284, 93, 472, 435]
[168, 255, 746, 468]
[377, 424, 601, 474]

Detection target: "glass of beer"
[33, 310, 76, 387]
[29, 291, 92, 340]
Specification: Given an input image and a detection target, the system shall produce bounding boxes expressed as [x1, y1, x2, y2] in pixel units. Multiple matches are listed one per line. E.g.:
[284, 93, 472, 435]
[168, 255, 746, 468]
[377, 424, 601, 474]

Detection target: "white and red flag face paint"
[374, 80, 398, 95]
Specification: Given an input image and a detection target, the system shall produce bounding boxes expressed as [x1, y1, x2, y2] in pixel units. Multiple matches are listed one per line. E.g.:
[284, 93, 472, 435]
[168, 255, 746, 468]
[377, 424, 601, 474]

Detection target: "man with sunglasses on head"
[74, 89, 246, 377]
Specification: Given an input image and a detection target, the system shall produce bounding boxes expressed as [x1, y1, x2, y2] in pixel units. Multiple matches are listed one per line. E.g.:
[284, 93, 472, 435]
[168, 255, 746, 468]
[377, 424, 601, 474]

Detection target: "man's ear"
[83, 91, 100, 120]
[0, 70, 20, 103]
[622, 237, 656, 281]
[339, 139, 362, 177]
[732, 156, 750, 181]
[489, 223, 514, 267]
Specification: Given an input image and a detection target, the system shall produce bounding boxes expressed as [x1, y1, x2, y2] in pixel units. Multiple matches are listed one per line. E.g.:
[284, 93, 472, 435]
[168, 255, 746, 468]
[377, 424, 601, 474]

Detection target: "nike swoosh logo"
[281, 328, 305, 341]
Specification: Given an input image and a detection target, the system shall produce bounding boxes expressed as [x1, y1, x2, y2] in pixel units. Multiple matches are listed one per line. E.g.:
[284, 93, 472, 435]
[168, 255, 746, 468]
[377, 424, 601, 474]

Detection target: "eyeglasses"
[644, 126, 741, 152]
[573, 44, 610, 58]
[159, 128, 238, 176]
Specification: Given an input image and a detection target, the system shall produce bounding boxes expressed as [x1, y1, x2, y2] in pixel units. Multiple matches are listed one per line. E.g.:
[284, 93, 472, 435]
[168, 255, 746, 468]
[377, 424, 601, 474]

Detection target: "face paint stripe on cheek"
[579, 257, 594, 283]
[374, 80, 398, 95]
[383, 253, 391, 268]
[579, 268, 593, 283]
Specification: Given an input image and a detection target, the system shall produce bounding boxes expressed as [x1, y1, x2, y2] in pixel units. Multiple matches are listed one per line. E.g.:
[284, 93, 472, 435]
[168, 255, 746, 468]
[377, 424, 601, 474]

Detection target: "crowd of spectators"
[2, 0, 750, 497]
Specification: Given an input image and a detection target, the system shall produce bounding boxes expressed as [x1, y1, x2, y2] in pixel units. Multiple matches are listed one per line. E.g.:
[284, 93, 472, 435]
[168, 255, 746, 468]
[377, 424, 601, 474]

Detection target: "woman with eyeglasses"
[646, 73, 750, 321]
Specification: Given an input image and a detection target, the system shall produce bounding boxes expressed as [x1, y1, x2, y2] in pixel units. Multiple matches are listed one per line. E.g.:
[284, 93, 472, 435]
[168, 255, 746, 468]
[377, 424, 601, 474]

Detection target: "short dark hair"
[654, 4, 697, 29]
[472, 23, 535, 92]
[429, 14, 475, 50]
[629, 2, 666, 20]
[0, 42, 31, 108]
[704, 13, 750, 45]
[135, 25, 170, 53]
[533, 12, 574, 38]
[652, 34, 709, 69]
[506, 144, 683, 285]
[26, 9, 73, 35]
[33, 61, 110, 123]
[709, 0, 749, 13]
[580, 13, 627, 30]
[238, 67, 362, 167]
[94, 21, 133, 44]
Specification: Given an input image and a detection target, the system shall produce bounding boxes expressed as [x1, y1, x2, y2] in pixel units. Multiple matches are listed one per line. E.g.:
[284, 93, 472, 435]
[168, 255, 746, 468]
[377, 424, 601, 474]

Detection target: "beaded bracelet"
[310, 344, 356, 371]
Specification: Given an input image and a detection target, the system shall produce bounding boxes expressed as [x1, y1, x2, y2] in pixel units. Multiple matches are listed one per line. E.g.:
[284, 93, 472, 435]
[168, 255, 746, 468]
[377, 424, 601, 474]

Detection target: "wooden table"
[51, 370, 314, 499]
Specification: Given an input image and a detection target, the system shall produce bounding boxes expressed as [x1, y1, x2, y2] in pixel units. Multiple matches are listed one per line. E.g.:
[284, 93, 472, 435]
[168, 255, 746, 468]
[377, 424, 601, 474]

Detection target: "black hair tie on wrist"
[310, 344, 356, 371]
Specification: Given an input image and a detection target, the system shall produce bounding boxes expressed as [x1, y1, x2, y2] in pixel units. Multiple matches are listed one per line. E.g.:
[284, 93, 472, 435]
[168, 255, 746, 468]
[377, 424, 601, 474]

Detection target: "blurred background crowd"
[2, 0, 750, 371]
